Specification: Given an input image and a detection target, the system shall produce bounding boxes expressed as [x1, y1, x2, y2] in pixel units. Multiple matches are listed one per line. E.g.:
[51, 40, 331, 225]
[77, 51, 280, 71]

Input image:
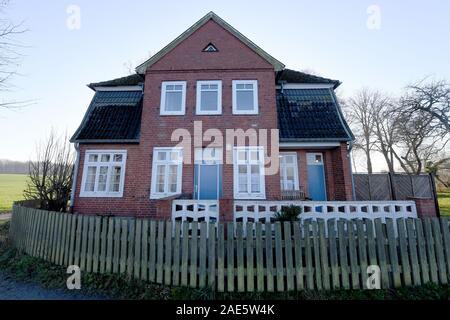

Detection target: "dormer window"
[160, 81, 186, 115]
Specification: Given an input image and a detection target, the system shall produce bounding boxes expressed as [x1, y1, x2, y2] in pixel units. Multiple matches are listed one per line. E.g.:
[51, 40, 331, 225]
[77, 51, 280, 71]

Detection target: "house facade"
[70, 12, 357, 222]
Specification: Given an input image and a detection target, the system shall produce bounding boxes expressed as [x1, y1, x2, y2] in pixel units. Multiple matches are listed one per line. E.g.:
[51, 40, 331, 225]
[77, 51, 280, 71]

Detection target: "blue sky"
[0, 0, 449, 163]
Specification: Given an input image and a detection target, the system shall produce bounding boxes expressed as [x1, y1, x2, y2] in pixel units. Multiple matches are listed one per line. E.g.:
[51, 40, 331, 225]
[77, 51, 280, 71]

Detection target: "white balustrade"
[172, 200, 219, 224]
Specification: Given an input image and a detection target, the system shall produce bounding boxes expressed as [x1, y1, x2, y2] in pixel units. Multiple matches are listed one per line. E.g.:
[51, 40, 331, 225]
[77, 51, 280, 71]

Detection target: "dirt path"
[0, 272, 110, 300]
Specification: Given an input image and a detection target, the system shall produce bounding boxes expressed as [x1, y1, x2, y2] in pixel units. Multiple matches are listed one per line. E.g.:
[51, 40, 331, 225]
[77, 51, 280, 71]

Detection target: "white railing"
[172, 200, 219, 225]
[233, 200, 417, 224]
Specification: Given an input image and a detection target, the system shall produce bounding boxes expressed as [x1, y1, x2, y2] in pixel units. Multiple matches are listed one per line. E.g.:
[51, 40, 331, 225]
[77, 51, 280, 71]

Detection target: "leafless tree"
[344, 88, 390, 173]
[24, 131, 74, 212]
[401, 78, 450, 133]
[426, 156, 450, 189]
[0, 1, 29, 109]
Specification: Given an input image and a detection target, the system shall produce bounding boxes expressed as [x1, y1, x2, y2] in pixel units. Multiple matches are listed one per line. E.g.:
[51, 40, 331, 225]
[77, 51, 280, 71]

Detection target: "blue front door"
[194, 164, 222, 200]
[307, 153, 326, 201]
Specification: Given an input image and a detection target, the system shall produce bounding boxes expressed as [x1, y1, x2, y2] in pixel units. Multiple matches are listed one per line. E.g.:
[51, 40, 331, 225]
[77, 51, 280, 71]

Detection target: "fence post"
[429, 173, 441, 217]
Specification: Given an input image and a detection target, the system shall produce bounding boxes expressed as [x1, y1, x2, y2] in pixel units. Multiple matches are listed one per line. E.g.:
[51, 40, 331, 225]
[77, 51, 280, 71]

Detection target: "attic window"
[203, 43, 218, 52]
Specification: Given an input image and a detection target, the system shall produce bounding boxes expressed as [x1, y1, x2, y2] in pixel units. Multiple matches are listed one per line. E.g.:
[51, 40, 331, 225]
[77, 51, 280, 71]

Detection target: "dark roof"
[277, 88, 353, 141]
[71, 90, 143, 143]
[88, 74, 144, 90]
[275, 69, 340, 88]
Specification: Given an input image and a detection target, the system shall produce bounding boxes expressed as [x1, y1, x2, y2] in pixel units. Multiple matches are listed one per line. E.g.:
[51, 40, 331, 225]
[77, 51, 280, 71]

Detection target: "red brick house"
[71, 12, 413, 223]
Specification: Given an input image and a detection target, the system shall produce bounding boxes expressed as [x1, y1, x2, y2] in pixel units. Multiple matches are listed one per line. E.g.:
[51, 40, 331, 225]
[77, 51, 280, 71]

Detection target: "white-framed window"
[233, 147, 265, 199]
[160, 81, 186, 115]
[150, 147, 183, 199]
[196, 80, 222, 115]
[307, 152, 324, 165]
[232, 80, 258, 114]
[80, 150, 127, 197]
[280, 152, 299, 191]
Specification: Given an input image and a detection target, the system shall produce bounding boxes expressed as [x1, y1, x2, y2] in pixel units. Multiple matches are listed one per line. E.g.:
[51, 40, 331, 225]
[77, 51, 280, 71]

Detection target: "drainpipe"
[70, 143, 80, 212]
[348, 141, 356, 200]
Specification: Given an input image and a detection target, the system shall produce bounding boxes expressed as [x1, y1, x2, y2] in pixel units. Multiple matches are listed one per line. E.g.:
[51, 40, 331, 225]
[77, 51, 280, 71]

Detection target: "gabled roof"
[135, 11, 285, 74]
[88, 74, 144, 90]
[276, 69, 341, 89]
[277, 88, 353, 141]
[71, 90, 143, 143]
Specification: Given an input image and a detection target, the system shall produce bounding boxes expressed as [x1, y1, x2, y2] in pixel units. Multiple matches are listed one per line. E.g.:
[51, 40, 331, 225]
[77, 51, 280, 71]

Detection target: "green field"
[0, 174, 28, 213]
[437, 192, 450, 216]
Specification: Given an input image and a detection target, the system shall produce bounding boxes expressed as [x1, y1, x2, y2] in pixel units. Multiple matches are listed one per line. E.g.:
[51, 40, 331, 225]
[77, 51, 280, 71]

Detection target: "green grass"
[0, 174, 28, 213]
[437, 192, 450, 216]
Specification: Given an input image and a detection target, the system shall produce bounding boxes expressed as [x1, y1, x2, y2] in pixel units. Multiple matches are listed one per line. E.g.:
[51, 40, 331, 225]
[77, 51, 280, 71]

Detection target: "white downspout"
[70, 143, 80, 212]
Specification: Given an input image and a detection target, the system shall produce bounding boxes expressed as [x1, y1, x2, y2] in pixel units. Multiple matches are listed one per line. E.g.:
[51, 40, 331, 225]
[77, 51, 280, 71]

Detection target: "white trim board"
[279, 142, 341, 149]
[275, 83, 335, 89]
[94, 86, 142, 92]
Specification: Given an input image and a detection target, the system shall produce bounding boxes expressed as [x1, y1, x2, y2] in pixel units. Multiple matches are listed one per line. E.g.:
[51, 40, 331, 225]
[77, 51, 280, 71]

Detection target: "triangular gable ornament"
[202, 43, 218, 52]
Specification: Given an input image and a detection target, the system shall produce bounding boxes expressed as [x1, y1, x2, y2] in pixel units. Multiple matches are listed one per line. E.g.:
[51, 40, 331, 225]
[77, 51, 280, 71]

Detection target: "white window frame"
[232, 80, 259, 115]
[196, 80, 222, 115]
[150, 147, 183, 199]
[280, 152, 299, 191]
[160, 81, 187, 115]
[80, 150, 127, 198]
[233, 146, 266, 199]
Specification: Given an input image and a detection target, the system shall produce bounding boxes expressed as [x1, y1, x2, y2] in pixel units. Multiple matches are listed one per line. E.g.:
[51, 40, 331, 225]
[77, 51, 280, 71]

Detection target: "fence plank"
[134, 219, 142, 280]
[172, 221, 181, 286]
[74, 214, 83, 268]
[304, 220, 314, 290]
[265, 222, 274, 292]
[120, 219, 128, 274]
[236, 222, 245, 292]
[164, 221, 172, 285]
[199, 222, 208, 288]
[127, 219, 135, 278]
[440, 218, 450, 280]
[274, 222, 284, 292]
[67, 214, 76, 266]
[52, 212, 61, 264]
[347, 220, 360, 289]
[226, 222, 234, 292]
[423, 219, 438, 283]
[113, 218, 121, 274]
[374, 219, 389, 288]
[59, 213, 68, 266]
[431, 218, 447, 284]
[318, 219, 330, 290]
[365, 219, 377, 268]
[208, 223, 216, 289]
[396, 218, 412, 286]
[356, 219, 368, 289]
[31, 209, 42, 257]
[245, 223, 254, 292]
[293, 222, 304, 290]
[190, 221, 199, 288]
[415, 219, 430, 284]
[337, 220, 349, 289]
[148, 220, 157, 282]
[156, 220, 165, 283]
[80, 215, 89, 271]
[106, 218, 114, 273]
[46, 212, 55, 261]
[86, 216, 95, 273]
[255, 223, 264, 292]
[49, 212, 57, 262]
[405, 218, 421, 286]
[386, 218, 401, 288]
[141, 219, 149, 281]
[92, 216, 101, 273]
[99, 217, 108, 273]
[311, 220, 322, 290]
[180, 222, 189, 287]
[284, 222, 295, 291]
[217, 223, 225, 292]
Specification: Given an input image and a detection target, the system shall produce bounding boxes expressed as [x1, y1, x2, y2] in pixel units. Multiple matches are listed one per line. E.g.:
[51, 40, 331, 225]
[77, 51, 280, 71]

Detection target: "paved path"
[0, 272, 110, 300]
[0, 213, 11, 220]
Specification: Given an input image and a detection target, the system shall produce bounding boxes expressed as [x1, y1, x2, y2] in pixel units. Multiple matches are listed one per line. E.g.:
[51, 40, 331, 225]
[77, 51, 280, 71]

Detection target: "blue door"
[307, 153, 326, 201]
[194, 164, 222, 200]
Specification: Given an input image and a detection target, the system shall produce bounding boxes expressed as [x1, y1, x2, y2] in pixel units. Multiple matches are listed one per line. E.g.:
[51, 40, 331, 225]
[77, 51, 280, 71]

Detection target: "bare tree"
[344, 88, 389, 173]
[401, 78, 450, 133]
[24, 131, 74, 212]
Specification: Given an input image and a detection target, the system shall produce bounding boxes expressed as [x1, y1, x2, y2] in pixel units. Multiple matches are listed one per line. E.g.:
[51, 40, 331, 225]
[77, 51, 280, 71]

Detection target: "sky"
[0, 0, 449, 170]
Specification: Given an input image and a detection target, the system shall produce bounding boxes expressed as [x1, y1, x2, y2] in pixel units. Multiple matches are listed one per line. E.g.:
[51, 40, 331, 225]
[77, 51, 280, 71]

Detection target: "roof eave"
[70, 139, 140, 144]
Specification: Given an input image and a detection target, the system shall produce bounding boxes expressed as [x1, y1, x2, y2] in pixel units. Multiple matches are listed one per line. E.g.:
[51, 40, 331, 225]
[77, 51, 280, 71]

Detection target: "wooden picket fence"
[9, 204, 450, 292]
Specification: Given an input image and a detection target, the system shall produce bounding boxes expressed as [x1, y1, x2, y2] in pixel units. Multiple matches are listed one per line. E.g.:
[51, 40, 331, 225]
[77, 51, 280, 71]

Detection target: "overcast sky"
[0, 0, 449, 171]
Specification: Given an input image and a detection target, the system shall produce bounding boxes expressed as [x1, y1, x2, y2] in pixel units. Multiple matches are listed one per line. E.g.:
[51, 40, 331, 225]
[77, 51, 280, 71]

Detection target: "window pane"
[250, 151, 259, 161]
[200, 91, 218, 111]
[156, 165, 165, 193]
[98, 166, 108, 191]
[168, 165, 178, 193]
[100, 154, 110, 162]
[88, 154, 98, 162]
[165, 91, 182, 111]
[108, 166, 121, 192]
[157, 152, 166, 161]
[236, 91, 254, 110]
[113, 154, 123, 162]
[236, 84, 245, 89]
[251, 165, 260, 193]
[170, 151, 180, 162]
[85, 166, 97, 191]
[237, 151, 247, 162]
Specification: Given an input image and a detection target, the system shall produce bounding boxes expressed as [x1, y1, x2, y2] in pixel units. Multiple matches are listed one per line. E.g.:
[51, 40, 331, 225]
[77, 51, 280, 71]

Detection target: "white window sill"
[150, 193, 180, 200]
[234, 193, 266, 200]
[232, 109, 259, 115]
[79, 192, 124, 198]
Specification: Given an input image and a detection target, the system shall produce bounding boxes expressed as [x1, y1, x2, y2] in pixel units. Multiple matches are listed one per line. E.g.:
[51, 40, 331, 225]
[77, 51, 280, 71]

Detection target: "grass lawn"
[0, 174, 28, 213]
[437, 192, 450, 216]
